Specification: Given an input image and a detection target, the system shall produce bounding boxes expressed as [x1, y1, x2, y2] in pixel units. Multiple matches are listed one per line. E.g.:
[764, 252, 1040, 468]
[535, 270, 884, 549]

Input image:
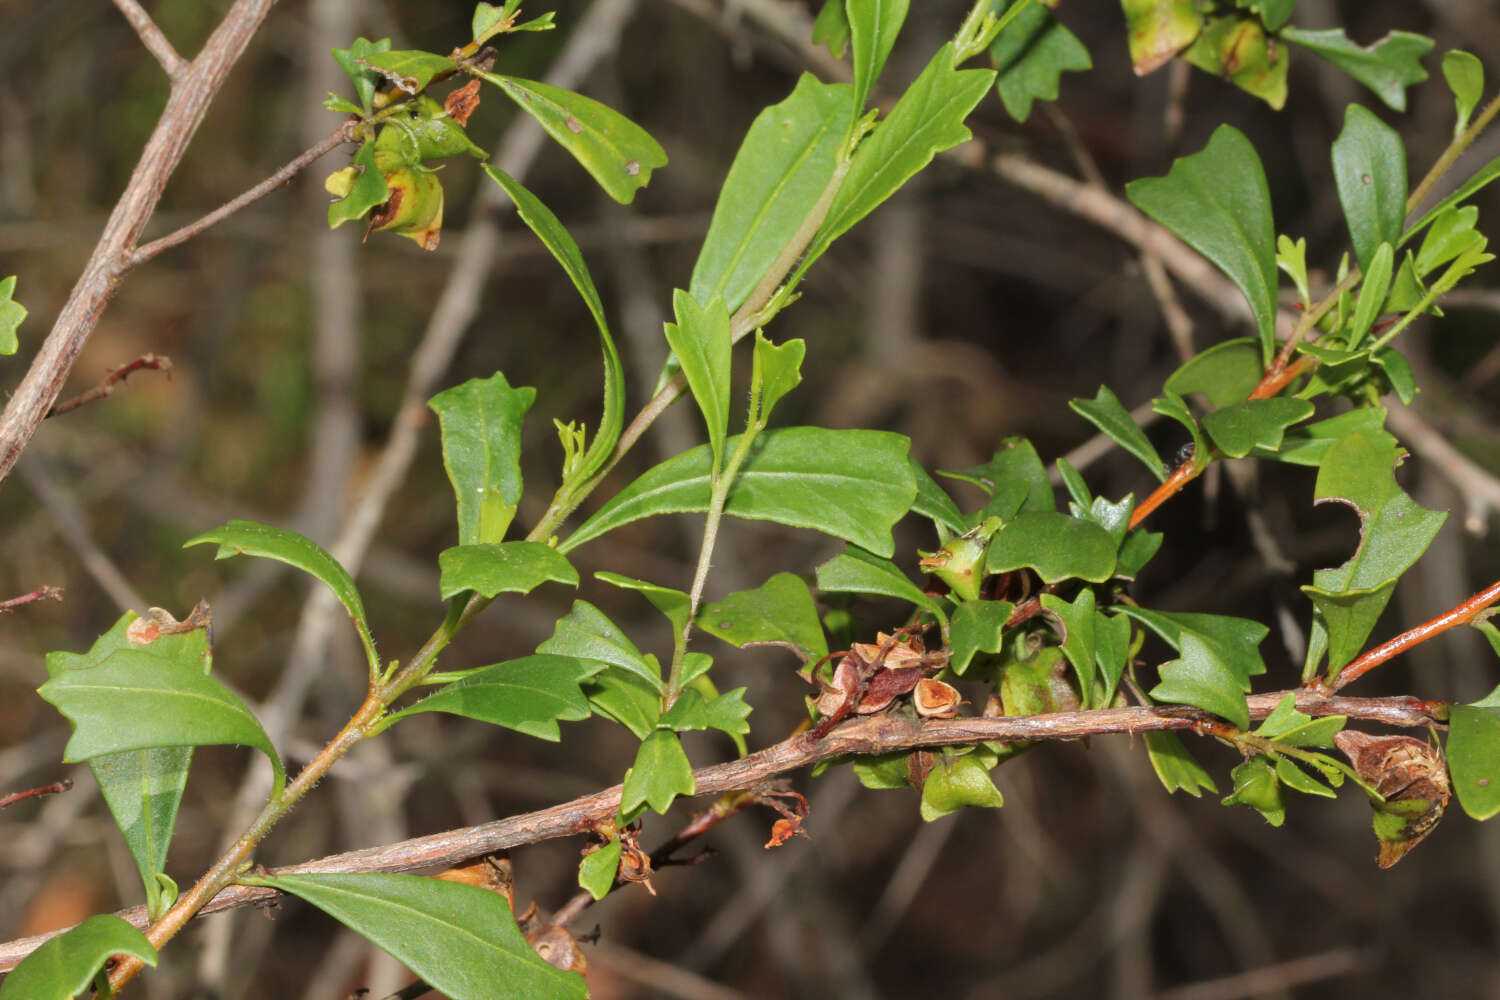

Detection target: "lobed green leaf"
[1150, 633, 1250, 730]
[430, 373, 534, 546]
[39, 648, 285, 797]
[1201, 397, 1314, 458]
[1281, 27, 1432, 113]
[986, 512, 1117, 584]
[989, 2, 1092, 123]
[696, 573, 829, 663]
[1070, 385, 1166, 481]
[539, 600, 662, 692]
[620, 728, 695, 814]
[1126, 126, 1278, 361]
[0, 274, 25, 355]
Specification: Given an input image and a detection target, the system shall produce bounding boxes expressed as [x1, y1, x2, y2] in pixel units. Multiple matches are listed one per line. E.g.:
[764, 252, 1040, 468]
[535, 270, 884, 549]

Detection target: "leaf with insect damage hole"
[1303, 432, 1446, 677]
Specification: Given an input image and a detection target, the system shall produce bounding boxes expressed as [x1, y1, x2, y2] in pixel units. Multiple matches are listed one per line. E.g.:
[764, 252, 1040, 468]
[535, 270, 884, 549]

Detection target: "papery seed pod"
[913, 678, 962, 718]
[1335, 730, 1451, 867]
[814, 654, 859, 717]
[856, 666, 922, 713]
[526, 925, 588, 974]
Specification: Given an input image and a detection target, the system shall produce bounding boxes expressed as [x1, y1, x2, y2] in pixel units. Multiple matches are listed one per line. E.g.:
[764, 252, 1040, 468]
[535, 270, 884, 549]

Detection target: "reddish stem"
[1332, 578, 1500, 691]
[0, 779, 73, 810]
[1128, 456, 1202, 530]
[0, 585, 63, 613]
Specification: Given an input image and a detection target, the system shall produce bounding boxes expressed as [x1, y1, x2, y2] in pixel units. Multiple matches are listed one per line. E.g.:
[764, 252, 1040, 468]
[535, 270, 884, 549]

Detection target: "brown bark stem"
[0, 0, 281, 492]
[0, 688, 1440, 972]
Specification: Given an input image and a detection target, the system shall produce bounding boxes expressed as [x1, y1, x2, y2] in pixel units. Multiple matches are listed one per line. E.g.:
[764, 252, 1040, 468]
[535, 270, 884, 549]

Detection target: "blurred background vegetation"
[3, 0, 1500, 996]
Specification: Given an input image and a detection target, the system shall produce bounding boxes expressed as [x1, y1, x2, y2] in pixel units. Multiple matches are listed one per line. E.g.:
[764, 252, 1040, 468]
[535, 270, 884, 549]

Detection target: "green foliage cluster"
[10, 1, 1500, 997]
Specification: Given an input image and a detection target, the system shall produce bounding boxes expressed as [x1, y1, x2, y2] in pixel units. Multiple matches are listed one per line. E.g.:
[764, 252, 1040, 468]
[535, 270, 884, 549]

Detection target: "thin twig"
[0, 585, 62, 613]
[112, 0, 188, 78]
[0, 0, 279, 492]
[0, 687, 1441, 972]
[45, 353, 172, 418]
[0, 779, 73, 810]
[127, 125, 352, 267]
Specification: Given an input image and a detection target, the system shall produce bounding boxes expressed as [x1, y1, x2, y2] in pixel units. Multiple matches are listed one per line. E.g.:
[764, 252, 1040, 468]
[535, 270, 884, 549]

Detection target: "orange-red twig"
[0, 585, 63, 613]
[0, 779, 73, 810]
[1332, 578, 1500, 691]
[1128, 456, 1203, 530]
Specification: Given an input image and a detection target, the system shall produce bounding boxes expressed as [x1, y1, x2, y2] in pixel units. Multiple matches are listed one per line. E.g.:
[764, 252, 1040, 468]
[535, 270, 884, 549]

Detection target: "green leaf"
[1272, 757, 1334, 798]
[1222, 756, 1285, 825]
[327, 141, 391, 230]
[586, 668, 661, 740]
[331, 37, 392, 114]
[1238, 0, 1295, 32]
[1164, 337, 1262, 408]
[621, 728, 696, 814]
[942, 437, 1054, 519]
[696, 572, 829, 663]
[1116, 526, 1163, 579]
[247, 873, 584, 1000]
[1151, 391, 1209, 469]
[185, 519, 378, 674]
[812, 0, 851, 60]
[1120, 0, 1203, 75]
[1255, 693, 1346, 748]
[1144, 731, 1217, 796]
[1094, 610, 1132, 706]
[1041, 589, 1097, 706]
[752, 332, 805, 426]
[1449, 704, 1500, 820]
[472, 3, 506, 43]
[1181, 15, 1288, 110]
[660, 684, 753, 738]
[1303, 432, 1446, 673]
[1281, 27, 1432, 113]
[1277, 234, 1312, 306]
[815, 545, 947, 619]
[437, 542, 577, 600]
[39, 647, 286, 797]
[665, 290, 732, 467]
[578, 839, 622, 901]
[482, 166, 623, 484]
[949, 599, 1016, 675]
[1261, 406, 1391, 466]
[0, 275, 26, 355]
[1126, 126, 1278, 361]
[986, 512, 1117, 584]
[563, 428, 916, 558]
[0, 914, 157, 1000]
[478, 73, 666, 203]
[1150, 633, 1250, 729]
[1474, 621, 1500, 661]
[1201, 397, 1314, 458]
[1415, 205, 1483, 278]
[383, 655, 593, 741]
[1070, 385, 1166, 481]
[1113, 606, 1268, 689]
[1443, 50, 1484, 135]
[920, 752, 1004, 821]
[1402, 155, 1500, 246]
[1372, 347, 1416, 405]
[853, 751, 913, 790]
[374, 95, 487, 164]
[46, 614, 205, 917]
[430, 373, 534, 545]
[815, 44, 995, 253]
[360, 50, 455, 93]
[1346, 241, 1395, 348]
[1331, 105, 1407, 273]
[989, 3, 1092, 123]
[325, 92, 364, 116]
[848, 0, 908, 117]
[596, 571, 692, 637]
[1056, 457, 1092, 510]
[539, 600, 662, 692]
